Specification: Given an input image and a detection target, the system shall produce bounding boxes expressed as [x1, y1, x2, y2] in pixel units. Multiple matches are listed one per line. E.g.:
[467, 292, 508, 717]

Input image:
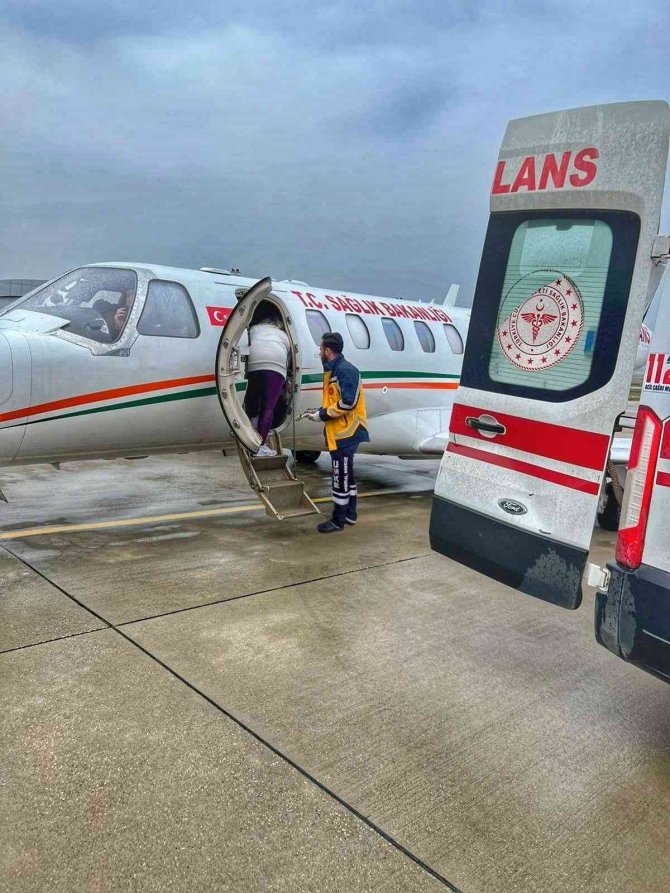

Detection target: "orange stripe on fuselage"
[364, 382, 459, 390]
[301, 381, 459, 392]
[0, 374, 216, 424]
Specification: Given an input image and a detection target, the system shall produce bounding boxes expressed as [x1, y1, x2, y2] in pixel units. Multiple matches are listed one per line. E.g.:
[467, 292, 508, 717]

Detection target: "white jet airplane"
[0, 264, 468, 516]
[0, 263, 650, 519]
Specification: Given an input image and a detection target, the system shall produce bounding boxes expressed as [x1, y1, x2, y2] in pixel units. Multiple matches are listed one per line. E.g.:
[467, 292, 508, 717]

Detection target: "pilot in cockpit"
[93, 289, 135, 342]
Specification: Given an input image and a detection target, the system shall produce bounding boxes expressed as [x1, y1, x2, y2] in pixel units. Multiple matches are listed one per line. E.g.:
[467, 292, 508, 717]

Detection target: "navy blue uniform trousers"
[330, 445, 358, 527]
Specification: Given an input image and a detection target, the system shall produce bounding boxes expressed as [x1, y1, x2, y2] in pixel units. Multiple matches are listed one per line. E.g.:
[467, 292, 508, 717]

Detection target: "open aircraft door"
[430, 100, 670, 609]
[215, 277, 319, 520]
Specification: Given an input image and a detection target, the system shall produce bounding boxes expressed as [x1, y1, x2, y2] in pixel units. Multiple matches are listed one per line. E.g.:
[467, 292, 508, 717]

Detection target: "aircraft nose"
[0, 331, 27, 465]
[0, 332, 13, 407]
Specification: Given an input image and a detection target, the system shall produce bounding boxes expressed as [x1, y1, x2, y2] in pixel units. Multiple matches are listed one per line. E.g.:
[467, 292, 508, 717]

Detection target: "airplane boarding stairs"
[236, 432, 320, 521]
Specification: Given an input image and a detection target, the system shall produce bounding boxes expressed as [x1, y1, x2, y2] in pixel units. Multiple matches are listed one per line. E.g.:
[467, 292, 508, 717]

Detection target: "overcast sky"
[1, 0, 669, 303]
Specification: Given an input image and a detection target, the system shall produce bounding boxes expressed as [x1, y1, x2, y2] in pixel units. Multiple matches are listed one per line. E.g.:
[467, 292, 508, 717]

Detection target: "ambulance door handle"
[465, 416, 506, 436]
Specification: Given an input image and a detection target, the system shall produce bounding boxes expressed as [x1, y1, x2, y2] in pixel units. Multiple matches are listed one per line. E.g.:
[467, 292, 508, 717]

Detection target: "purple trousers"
[244, 370, 286, 442]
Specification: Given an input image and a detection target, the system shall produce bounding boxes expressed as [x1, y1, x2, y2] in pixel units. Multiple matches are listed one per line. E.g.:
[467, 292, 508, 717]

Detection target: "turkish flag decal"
[206, 306, 232, 326]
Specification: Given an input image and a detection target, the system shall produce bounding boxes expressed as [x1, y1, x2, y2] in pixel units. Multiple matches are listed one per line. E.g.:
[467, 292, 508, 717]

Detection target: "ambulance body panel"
[595, 286, 670, 681]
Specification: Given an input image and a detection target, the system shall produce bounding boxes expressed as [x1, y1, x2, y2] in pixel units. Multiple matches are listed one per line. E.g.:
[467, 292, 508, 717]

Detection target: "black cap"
[321, 331, 344, 353]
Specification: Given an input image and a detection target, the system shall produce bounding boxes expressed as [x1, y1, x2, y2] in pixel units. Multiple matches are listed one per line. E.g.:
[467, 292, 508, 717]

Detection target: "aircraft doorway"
[215, 277, 319, 520]
[215, 278, 299, 453]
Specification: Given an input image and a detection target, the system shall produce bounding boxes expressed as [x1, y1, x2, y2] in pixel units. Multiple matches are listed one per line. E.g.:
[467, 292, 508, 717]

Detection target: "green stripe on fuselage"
[8, 370, 454, 429]
[19, 386, 219, 427]
[300, 370, 458, 384]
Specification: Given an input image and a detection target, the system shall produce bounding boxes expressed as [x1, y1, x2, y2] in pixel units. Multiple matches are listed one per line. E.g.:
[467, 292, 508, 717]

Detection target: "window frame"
[381, 316, 405, 351]
[8, 265, 139, 344]
[305, 309, 331, 345]
[413, 320, 436, 353]
[137, 279, 200, 339]
[460, 209, 641, 402]
[28, 265, 144, 355]
[443, 323, 463, 355]
[345, 313, 371, 349]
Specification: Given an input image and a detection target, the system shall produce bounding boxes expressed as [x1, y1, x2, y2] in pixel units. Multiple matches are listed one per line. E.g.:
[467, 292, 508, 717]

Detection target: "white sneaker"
[255, 444, 277, 457]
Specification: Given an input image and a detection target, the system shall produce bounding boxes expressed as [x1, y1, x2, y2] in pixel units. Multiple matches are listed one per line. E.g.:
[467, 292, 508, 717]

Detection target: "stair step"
[276, 510, 320, 519]
[235, 433, 319, 520]
[249, 455, 290, 469]
[263, 480, 304, 491]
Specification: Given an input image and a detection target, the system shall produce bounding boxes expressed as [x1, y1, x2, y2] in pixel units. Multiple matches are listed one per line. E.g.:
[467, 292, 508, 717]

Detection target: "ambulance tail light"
[615, 406, 662, 570]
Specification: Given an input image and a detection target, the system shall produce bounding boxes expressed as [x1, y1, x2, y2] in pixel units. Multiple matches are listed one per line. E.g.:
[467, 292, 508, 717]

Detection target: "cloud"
[1, 0, 669, 304]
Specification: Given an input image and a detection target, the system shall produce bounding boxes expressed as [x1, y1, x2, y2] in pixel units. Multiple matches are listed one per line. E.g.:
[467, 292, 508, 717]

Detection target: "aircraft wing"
[418, 433, 451, 455]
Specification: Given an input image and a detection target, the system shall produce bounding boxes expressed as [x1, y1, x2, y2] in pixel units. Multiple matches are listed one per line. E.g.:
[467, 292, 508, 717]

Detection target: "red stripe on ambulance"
[449, 403, 610, 471]
[447, 442, 600, 494]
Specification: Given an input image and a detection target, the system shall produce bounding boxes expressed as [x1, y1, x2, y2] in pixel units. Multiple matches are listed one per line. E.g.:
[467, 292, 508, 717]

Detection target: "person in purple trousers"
[244, 304, 290, 456]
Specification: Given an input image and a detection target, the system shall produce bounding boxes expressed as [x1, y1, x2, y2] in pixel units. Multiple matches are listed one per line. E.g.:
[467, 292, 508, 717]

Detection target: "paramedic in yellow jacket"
[307, 332, 370, 533]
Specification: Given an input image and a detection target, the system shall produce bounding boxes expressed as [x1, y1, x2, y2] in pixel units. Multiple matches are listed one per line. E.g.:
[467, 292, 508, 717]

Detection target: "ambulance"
[429, 100, 670, 682]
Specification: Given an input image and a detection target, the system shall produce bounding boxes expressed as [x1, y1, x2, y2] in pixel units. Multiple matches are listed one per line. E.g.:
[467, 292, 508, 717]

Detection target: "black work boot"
[317, 519, 344, 533]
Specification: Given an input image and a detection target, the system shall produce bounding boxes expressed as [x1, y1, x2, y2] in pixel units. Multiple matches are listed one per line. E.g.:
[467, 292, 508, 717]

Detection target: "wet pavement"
[0, 452, 436, 531]
[1, 452, 668, 892]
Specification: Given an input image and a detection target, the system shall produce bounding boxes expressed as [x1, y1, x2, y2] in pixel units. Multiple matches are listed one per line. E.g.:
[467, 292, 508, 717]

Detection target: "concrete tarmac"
[1, 452, 668, 893]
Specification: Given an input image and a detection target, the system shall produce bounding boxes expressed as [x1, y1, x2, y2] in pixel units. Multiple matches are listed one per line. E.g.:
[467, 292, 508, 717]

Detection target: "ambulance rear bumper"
[429, 495, 587, 609]
[596, 562, 670, 683]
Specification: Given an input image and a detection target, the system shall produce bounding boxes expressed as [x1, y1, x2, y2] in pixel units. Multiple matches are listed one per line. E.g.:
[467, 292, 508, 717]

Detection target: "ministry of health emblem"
[497, 274, 584, 371]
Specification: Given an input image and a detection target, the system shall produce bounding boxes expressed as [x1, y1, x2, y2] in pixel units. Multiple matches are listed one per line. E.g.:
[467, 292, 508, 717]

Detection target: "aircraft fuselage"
[0, 263, 469, 466]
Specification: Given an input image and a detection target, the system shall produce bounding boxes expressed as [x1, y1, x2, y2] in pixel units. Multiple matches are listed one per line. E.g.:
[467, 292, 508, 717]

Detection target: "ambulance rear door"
[430, 100, 670, 609]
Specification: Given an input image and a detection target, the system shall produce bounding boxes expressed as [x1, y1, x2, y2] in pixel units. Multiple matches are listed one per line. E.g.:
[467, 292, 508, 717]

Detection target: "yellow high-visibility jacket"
[319, 356, 369, 452]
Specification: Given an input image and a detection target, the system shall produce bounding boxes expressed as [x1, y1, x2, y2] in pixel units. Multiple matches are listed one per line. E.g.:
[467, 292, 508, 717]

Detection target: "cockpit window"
[137, 280, 199, 338]
[9, 267, 138, 344]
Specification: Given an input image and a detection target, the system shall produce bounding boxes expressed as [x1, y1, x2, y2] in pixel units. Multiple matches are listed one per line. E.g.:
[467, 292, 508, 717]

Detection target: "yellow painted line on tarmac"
[0, 487, 429, 541]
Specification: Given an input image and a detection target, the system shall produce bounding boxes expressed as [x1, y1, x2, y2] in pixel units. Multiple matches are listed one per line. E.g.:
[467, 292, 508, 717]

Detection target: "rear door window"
[489, 219, 612, 390]
[461, 210, 640, 402]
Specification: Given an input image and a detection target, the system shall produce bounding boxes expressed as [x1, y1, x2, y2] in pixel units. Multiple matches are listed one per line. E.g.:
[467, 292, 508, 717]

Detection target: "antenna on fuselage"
[201, 267, 243, 278]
